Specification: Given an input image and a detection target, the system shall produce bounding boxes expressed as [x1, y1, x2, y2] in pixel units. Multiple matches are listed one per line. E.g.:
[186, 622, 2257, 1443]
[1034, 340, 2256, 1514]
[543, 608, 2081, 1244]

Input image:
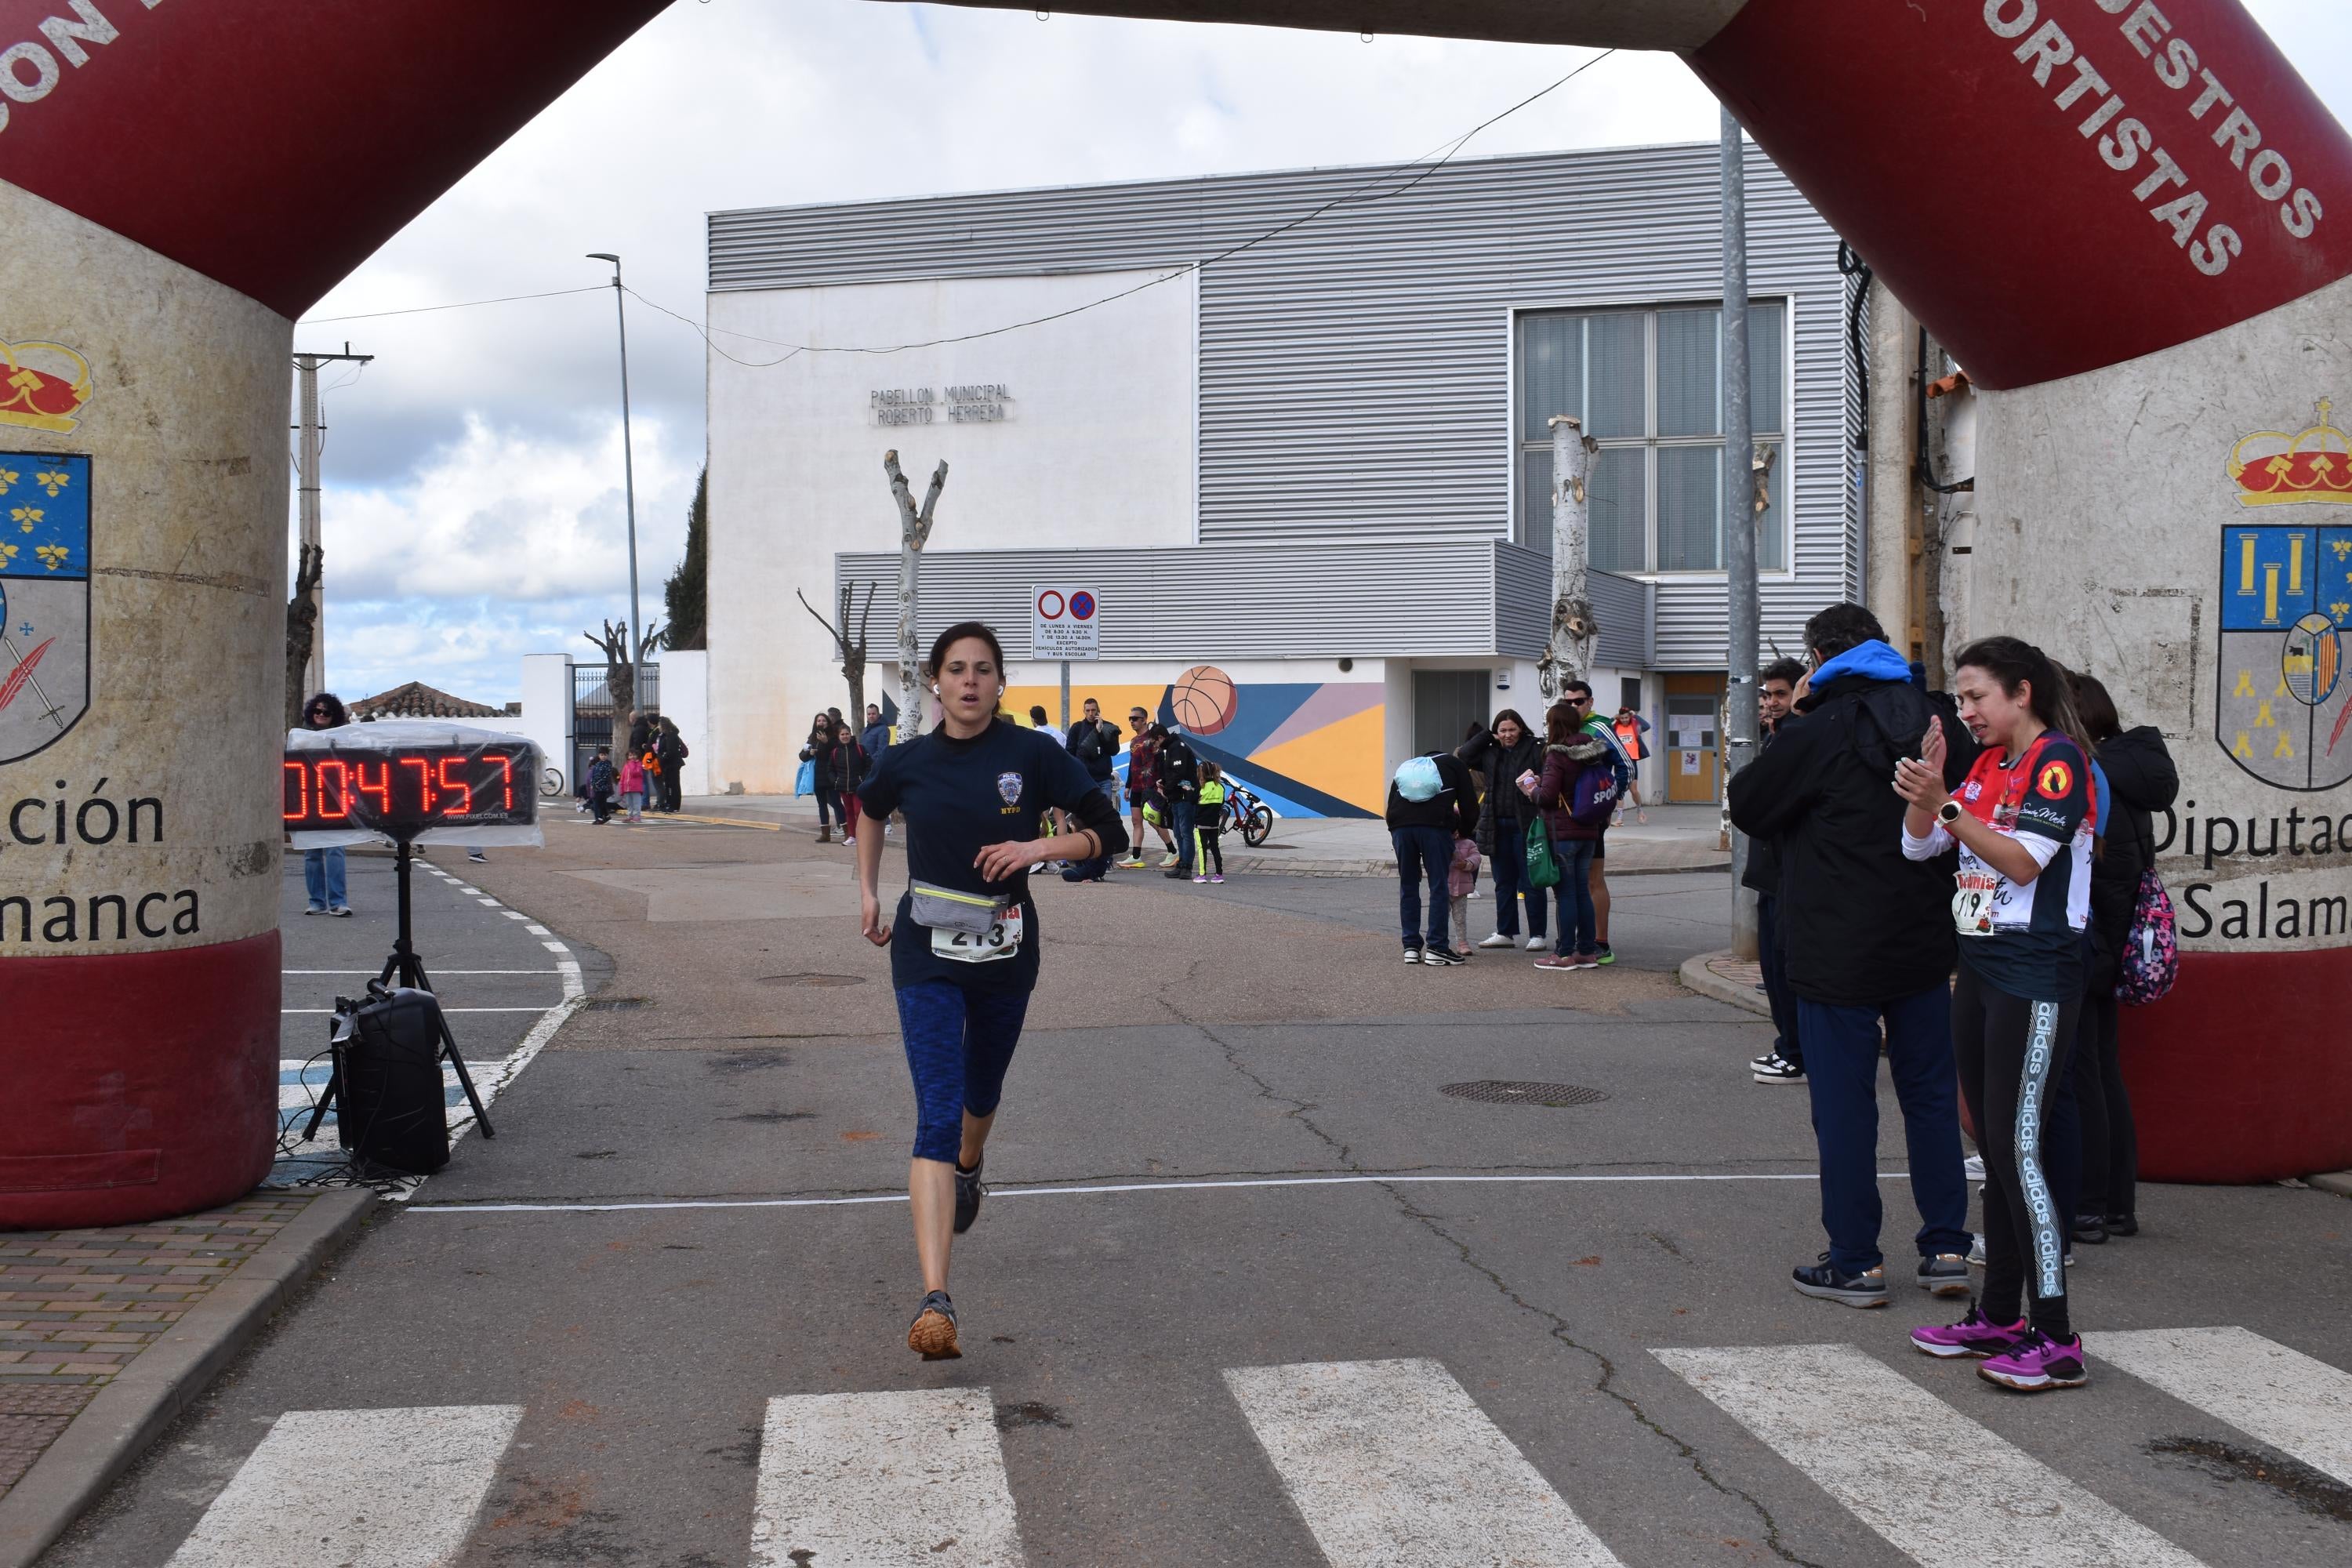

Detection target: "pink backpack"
[2114, 808, 2178, 1005]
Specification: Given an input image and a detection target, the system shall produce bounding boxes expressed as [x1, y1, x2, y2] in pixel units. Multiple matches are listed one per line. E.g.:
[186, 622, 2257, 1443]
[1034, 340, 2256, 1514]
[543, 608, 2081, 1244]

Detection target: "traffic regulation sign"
[1033, 586, 1099, 661]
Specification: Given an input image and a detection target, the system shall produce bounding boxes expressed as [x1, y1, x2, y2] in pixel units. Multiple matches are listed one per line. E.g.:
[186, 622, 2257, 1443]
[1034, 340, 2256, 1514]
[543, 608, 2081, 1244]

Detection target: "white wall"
[706, 268, 1198, 793]
[517, 655, 573, 794]
[660, 650, 711, 797]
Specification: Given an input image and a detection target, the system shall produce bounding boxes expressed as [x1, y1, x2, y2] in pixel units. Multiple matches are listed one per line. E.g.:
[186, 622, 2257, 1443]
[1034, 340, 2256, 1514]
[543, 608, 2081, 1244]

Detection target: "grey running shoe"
[907, 1290, 960, 1360]
[1791, 1254, 1888, 1308]
[1917, 1253, 1971, 1297]
[953, 1157, 985, 1235]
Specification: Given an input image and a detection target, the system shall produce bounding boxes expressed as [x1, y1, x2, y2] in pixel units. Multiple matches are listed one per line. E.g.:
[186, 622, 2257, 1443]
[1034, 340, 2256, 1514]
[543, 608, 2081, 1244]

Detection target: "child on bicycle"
[1193, 762, 1228, 884]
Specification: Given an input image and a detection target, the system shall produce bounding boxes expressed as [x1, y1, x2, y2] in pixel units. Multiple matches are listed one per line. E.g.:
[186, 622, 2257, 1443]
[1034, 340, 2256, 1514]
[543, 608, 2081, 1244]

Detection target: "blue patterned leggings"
[895, 980, 1033, 1163]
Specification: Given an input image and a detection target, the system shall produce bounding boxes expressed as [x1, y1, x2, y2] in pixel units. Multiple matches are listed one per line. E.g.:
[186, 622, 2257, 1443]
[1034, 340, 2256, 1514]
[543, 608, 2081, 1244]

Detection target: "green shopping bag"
[1525, 815, 1561, 889]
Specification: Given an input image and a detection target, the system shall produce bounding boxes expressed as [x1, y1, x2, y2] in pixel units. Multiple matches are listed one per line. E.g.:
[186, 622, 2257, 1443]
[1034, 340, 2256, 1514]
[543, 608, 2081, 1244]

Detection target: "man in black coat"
[1158, 724, 1203, 880]
[1384, 748, 1480, 964]
[1743, 658, 1808, 1085]
[1728, 602, 1976, 1309]
[1061, 699, 1123, 882]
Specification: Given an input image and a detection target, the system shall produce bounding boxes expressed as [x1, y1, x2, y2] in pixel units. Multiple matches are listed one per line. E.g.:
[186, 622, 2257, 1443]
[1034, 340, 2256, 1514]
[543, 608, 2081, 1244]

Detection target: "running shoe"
[1210, 874, 1224, 884]
[2105, 1212, 2139, 1237]
[1964, 1153, 1987, 1182]
[1158, 852, 1179, 868]
[1916, 1253, 1971, 1296]
[1533, 953, 1579, 971]
[907, 1290, 962, 1360]
[1402, 945, 1423, 964]
[1118, 856, 1146, 869]
[1751, 1054, 1806, 1085]
[1593, 943, 1615, 965]
[330, 906, 353, 917]
[1791, 1254, 1887, 1308]
[1163, 868, 1191, 880]
[1477, 933, 1516, 949]
[1911, 1305, 2028, 1359]
[1421, 945, 1466, 966]
[1570, 950, 1602, 969]
[1978, 1329, 2089, 1392]
[1192, 873, 1208, 884]
[953, 1157, 985, 1234]
[1968, 1234, 1987, 1266]
[1524, 935, 1545, 950]
[2071, 1213, 2108, 1245]
[1748, 1050, 1780, 1071]
[304, 905, 326, 916]
[467, 850, 489, 863]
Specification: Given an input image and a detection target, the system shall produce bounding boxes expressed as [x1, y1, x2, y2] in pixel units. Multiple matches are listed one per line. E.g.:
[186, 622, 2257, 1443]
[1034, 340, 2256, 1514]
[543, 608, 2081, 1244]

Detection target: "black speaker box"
[336, 986, 452, 1174]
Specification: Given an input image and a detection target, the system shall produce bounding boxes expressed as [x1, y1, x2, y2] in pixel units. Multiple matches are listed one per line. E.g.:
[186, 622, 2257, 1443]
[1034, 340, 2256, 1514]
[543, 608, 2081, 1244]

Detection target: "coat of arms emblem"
[0, 451, 90, 762]
[2217, 401, 2352, 791]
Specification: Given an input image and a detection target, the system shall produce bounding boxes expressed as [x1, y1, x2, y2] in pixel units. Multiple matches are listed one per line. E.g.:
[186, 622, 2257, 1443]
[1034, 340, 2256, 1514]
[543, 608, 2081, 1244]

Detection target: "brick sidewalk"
[0, 1196, 314, 1500]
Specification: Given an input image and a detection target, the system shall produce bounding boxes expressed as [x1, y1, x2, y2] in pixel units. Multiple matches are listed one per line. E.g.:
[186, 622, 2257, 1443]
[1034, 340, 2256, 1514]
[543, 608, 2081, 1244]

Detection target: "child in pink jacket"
[1448, 835, 1482, 956]
[618, 753, 648, 823]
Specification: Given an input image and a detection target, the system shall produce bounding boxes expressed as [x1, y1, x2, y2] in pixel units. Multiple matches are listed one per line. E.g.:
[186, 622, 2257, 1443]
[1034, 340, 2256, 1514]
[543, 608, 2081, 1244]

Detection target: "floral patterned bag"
[2115, 808, 2178, 1005]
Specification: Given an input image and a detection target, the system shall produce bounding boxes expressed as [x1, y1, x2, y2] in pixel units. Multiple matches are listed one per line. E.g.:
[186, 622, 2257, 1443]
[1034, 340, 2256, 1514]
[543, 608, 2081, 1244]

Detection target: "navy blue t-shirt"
[856, 719, 1116, 992]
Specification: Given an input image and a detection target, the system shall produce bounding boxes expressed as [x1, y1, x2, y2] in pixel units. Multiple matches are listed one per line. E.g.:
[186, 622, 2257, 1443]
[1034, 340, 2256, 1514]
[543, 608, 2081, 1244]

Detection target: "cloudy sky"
[296, 0, 2352, 707]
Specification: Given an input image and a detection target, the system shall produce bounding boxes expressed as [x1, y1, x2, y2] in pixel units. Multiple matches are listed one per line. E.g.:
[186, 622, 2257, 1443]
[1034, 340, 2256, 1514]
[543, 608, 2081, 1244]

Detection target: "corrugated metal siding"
[1494, 546, 1650, 670]
[837, 543, 1501, 660]
[718, 141, 1856, 669]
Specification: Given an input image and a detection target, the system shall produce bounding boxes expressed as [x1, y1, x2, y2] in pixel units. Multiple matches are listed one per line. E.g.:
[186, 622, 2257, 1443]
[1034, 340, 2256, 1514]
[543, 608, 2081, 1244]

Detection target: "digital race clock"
[281, 741, 537, 837]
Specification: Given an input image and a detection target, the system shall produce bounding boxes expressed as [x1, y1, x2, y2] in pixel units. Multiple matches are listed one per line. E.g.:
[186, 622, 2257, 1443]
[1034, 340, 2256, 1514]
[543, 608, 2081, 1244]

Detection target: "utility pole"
[1720, 107, 1762, 959]
[292, 343, 372, 700]
[1537, 414, 1596, 702]
[587, 253, 646, 714]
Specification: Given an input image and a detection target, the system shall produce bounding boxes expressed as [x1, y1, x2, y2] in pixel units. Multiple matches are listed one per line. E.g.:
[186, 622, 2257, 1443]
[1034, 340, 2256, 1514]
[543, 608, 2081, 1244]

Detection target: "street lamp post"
[587, 252, 645, 717]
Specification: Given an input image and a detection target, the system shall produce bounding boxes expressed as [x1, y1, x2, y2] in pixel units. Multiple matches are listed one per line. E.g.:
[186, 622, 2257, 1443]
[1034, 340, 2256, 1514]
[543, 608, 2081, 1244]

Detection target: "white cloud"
[292, 0, 2351, 706]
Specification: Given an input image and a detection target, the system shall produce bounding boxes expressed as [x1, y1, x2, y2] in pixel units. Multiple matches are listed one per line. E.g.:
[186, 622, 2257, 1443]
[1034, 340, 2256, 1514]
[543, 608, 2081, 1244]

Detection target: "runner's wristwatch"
[1937, 800, 1963, 825]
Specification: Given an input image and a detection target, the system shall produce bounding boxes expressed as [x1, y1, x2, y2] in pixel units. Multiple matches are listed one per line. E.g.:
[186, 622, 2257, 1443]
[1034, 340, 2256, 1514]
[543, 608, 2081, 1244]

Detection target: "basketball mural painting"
[1006, 664, 1385, 817]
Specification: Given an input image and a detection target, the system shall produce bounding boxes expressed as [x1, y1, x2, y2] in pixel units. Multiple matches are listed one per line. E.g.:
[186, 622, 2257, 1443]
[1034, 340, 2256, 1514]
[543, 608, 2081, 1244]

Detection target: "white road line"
[407, 1170, 1893, 1215]
[1225, 1359, 1622, 1567]
[162, 1404, 521, 1567]
[455, 884, 480, 895]
[541, 938, 568, 953]
[2100, 1326, 2352, 1486]
[751, 1388, 1024, 1567]
[1655, 1345, 2206, 1568]
[477, 896, 500, 906]
[524, 923, 550, 935]
[503, 909, 528, 920]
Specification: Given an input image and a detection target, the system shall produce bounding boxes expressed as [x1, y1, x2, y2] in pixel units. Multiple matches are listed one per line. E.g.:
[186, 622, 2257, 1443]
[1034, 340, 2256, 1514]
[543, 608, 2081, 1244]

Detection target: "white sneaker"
[1964, 1154, 1987, 1183]
[1524, 935, 1544, 950]
[1158, 852, 1178, 868]
[1477, 933, 1515, 949]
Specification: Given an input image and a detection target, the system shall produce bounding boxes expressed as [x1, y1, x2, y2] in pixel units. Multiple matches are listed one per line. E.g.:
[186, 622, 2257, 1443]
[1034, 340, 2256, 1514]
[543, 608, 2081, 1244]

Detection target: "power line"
[299, 286, 606, 325]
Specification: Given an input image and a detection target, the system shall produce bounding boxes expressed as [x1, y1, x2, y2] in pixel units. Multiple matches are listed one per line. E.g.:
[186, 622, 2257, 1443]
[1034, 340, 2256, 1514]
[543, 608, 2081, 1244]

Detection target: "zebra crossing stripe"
[2099, 1326, 2352, 1486]
[751, 1388, 1024, 1566]
[163, 1405, 522, 1567]
[1223, 1358, 1624, 1568]
[1655, 1345, 2206, 1568]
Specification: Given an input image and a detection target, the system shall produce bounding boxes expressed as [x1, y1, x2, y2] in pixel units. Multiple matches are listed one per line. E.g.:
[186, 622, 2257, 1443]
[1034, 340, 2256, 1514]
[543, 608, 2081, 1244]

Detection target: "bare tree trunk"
[284, 541, 323, 729]
[884, 450, 947, 740]
[1537, 414, 1599, 701]
[798, 582, 878, 729]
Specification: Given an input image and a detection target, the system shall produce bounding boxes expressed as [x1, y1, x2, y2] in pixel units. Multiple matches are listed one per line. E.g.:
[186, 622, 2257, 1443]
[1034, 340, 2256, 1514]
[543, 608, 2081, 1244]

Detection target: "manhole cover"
[1440, 1080, 1609, 1107]
[757, 973, 866, 987]
[585, 996, 652, 1012]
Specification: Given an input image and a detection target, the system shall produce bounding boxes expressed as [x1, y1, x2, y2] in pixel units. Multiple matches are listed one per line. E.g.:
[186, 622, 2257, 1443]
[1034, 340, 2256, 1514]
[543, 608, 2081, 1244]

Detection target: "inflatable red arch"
[2, 0, 2347, 1224]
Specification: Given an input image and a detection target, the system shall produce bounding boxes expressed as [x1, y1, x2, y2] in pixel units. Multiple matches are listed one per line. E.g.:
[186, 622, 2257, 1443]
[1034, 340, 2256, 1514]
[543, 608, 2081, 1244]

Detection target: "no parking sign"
[1033, 586, 1099, 661]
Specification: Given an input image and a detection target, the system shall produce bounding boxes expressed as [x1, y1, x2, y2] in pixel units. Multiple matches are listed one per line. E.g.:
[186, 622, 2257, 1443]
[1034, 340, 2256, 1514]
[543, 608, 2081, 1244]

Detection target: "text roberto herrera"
[2157, 797, 2352, 941]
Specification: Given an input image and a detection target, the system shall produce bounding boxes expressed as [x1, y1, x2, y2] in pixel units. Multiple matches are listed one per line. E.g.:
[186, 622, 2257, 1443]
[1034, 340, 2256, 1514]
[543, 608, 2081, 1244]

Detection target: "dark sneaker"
[1421, 945, 1466, 967]
[1916, 1253, 1972, 1297]
[953, 1157, 985, 1235]
[1752, 1054, 1806, 1085]
[1593, 943, 1615, 965]
[906, 1290, 961, 1360]
[2071, 1213, 2108, 1244]
[1791, 1254, 1887, 1308]
[1163, 867, 1192, 880]
[2105, 1212, 2139, 1237]
[1911, 1305, 2029, 1359]
[1979, 1329, 2089, 1392]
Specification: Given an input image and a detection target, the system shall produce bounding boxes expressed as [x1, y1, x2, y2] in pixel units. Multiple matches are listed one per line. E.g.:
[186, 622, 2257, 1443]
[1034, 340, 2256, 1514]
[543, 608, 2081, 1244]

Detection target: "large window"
[1515, 303, 1788, 574]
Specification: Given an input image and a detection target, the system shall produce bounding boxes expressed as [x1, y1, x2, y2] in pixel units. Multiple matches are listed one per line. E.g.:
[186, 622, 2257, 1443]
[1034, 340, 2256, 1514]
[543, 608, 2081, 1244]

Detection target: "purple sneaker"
[1978, 1329, 2090, 1392]
[1911, 1306, 2027, 1360]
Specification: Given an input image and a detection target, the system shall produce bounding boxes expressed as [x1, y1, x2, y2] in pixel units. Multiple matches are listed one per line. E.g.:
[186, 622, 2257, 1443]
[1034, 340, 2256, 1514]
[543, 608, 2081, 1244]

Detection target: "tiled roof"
[349, 681, 503, 719]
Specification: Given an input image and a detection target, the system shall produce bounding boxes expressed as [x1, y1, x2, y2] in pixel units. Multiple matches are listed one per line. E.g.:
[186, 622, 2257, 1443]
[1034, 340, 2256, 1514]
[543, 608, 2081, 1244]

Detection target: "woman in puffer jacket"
[1457, 710, 1548, 951]
[1533, 700, 1613, 971]
[2067, 672, 2177, 1243]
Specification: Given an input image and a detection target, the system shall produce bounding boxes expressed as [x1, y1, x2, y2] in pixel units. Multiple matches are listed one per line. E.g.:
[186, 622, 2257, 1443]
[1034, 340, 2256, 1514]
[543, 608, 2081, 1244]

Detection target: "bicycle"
[1221, 780, 1276, 847]
[539, 764, 567, 799]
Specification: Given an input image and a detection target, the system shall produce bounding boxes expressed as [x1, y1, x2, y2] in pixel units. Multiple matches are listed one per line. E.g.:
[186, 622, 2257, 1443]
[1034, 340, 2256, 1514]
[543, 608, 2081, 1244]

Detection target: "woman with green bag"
[1456, 709, 1548, 950]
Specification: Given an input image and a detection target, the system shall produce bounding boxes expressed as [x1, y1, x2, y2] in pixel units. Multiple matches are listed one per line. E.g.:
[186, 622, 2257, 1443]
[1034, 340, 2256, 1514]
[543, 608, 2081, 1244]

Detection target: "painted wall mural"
[1004, 667, 1384, 818]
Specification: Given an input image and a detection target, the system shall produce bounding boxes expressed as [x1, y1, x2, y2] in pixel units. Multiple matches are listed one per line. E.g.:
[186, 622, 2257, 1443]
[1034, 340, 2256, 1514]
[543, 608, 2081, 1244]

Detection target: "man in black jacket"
[1727, 602, 1975, 1308]
[1384, 749, 1480, 964]
[1158, 725, 1203, 880]
[1062, 699, 1123, 882]
[1744, 658, 1807, 1085]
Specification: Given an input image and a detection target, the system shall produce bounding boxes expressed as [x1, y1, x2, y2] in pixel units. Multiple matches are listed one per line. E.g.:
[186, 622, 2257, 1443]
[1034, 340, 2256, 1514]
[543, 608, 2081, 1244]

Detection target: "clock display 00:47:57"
[281, 746, 532, 833]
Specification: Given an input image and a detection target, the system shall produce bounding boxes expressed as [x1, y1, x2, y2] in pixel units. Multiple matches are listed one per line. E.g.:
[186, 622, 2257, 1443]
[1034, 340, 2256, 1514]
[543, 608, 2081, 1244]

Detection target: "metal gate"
[572, 661, 659, 788]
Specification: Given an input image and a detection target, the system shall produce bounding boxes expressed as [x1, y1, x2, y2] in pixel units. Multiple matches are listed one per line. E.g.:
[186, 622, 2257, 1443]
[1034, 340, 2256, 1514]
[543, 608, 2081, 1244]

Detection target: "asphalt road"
[42, 818, 2352, 1567]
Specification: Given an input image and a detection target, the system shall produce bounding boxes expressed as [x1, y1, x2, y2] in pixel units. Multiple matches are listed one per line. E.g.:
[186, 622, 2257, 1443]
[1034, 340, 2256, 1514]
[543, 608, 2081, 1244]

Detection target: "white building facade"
[704, 141, 1861, 815]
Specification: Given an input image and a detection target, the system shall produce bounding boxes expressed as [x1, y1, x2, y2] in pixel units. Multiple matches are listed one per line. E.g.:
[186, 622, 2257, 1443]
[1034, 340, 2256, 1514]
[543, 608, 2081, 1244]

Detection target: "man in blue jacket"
[1728, 602, 1976, 1309]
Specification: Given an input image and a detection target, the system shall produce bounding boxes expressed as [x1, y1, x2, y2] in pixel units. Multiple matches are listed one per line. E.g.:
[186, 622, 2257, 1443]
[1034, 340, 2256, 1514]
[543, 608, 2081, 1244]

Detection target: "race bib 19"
[1952, 871, 1998, 936]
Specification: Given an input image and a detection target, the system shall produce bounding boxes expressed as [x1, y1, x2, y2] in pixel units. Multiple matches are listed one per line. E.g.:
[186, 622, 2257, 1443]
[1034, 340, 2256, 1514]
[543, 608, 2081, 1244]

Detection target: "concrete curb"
[0, 1187, 376, 1568]
[2309, 1171, 2352, 1198]
[1676, 949, 1774, 1018]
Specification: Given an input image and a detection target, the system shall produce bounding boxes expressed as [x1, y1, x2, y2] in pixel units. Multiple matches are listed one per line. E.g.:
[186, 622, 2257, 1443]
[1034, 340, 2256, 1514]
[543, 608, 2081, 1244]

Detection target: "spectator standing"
[2065, 672, 2174, 1243]
[1193, 761, 1229, 884]
[655, 718, 687, 812]
[1746, 658, 1808, 1084]
[1563, 680, 1634, 964]
[587, 745, 617, 825]
[801, 715, 845, 843]
[618, 750, 648, 823]
[860, 702, 891, 760]
[1120, 711, 1171, 868]
[1455, 710, 1548, 952]
[1533, 699, 1613, 971]
[1062, 698, 1123, 882]
[836, 718, 868, 846]
[1385, 747, 1479, 964]
[296, 692, 354, 916]
[1447, 833, 1481, 955]
[1726, 601, 1975, 1309]
[626, 707, 653, 759]
[1027, 704, 1051, 730]
[1159, 724, 1203, 881]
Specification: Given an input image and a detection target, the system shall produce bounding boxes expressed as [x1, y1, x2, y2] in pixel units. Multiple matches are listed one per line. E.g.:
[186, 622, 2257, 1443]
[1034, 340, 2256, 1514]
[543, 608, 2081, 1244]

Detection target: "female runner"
[855, 622, 1129, 1359]
[1893, 637, 2097, 1392]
